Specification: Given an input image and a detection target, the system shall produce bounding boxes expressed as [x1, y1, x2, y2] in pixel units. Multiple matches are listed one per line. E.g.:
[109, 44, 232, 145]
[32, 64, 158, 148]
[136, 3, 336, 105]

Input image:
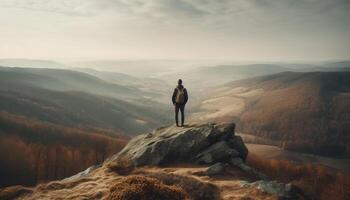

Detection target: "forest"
[247, 153, 350, 200]
[0, 111, 128, 187]
[233, 72, 350, 156]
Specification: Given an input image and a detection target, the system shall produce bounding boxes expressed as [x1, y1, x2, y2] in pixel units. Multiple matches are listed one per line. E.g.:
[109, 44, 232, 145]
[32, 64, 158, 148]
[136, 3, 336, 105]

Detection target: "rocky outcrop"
[107, 122, 267, 179]
[111, 122, 246, 166]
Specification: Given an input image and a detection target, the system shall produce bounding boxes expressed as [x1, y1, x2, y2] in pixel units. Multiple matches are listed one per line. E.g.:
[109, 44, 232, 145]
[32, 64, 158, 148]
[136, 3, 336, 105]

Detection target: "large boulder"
[195, 141, 239, 164]
[111, 122, 247, 166]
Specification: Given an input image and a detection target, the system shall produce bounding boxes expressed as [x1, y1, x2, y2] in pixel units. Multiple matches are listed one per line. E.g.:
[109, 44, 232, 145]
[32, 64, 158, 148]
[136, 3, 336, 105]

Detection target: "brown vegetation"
[203, 72, 350, 156]
[107, 157, 221, 200]
[0, 185, 33, 200]
[237, 75, 349, 156]
[247, 153, 350, 200]
[0, 112, 128, 187]
[146, 172, 220, 200]
[107, 175, 189, 200]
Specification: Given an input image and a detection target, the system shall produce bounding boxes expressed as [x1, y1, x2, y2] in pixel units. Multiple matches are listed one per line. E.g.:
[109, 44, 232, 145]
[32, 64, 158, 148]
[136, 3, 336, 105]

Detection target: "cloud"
[0, 0, 93, 16]
[0, 0, 349, 60]
[91, 0, 350, 30]
[2, 0, 349, 24]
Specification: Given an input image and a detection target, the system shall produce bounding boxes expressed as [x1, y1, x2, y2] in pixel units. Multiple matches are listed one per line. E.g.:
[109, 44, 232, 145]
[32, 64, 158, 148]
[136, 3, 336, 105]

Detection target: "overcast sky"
[0, 0, 349, 61]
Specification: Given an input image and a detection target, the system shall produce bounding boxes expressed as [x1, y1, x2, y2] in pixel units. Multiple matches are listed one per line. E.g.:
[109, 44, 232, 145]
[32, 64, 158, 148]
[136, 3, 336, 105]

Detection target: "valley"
[191, 71, 350, 157]
[1, 59, 350, 192]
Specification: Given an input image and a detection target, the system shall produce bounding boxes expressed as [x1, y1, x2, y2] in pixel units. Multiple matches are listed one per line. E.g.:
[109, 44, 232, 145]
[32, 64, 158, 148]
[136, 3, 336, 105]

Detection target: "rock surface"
[195, 141, 240, 164]
[111, 122, 248, 167]
[240, 180, 296, 199]
[206, 162, 227, 175]
[63, 164, 101, 182]
[229, 157, 269, 180]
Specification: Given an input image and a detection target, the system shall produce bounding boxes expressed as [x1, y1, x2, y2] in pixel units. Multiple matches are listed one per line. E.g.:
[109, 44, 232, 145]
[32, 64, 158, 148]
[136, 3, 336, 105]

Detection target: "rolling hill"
[0, 67, 166, 104]
[74, 68, 171, 104]
[0, 66, 173, 134]
[192, 71, 350, 156]
[0, 66, 171, 187]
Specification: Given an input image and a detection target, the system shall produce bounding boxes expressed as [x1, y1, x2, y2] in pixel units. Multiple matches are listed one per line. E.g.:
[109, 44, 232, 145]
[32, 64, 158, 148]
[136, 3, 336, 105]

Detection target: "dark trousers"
[175, 103, 185, 126]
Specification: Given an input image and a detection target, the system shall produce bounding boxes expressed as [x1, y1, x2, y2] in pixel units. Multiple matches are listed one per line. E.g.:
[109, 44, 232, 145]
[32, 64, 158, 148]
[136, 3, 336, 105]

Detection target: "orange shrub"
[146, 172, 220, 200]
[107, 175, 189, 200]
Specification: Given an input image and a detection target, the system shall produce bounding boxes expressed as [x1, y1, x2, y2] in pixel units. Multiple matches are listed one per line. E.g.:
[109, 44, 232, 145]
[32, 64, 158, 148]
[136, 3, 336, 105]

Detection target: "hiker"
[172, 79, 188, 127]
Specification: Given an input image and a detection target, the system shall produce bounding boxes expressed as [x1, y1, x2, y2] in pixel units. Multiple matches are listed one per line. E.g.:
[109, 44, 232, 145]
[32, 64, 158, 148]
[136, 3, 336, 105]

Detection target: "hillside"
[0, 67, 172, 134]
[0, 86, 169, 134]
[0, 67, 166, 104]
[0, 111, 128, 188]
[192, 72, 350, 156]
[0, 65, 174, 188]
[74, 68, 171, 104]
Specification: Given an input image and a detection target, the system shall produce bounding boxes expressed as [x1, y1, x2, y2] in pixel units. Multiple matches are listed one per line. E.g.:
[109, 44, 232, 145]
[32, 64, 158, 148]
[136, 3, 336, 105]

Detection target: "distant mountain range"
[160, 61, 350, 93]
[0, 59, 71, 69]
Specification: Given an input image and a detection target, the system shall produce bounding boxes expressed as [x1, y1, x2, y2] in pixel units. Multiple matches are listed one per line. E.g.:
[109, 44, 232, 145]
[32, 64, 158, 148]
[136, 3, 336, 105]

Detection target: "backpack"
[175, 88, 185, 103]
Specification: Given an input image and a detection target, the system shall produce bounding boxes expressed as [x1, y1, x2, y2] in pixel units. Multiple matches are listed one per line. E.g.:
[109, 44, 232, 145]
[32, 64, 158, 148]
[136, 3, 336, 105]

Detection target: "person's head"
[178, 79, 182, 85]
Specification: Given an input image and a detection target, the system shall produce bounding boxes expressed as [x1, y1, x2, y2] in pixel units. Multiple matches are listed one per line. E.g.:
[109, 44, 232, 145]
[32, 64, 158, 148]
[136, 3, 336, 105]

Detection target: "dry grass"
[143, 172, 221, 200]
[247, 153, 350, 200]
[106, 157, 220, 199]
[0, 186, 32, 200]
[107, 175, 189, 200]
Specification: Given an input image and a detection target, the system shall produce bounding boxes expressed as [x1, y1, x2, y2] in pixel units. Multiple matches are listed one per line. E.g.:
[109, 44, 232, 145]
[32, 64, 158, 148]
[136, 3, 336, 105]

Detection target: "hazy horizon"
[1, 0, 349, 61]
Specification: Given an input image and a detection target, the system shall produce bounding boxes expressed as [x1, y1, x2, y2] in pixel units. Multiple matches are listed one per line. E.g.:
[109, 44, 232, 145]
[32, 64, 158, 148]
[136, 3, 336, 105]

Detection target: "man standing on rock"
[172, 79, 188, 127]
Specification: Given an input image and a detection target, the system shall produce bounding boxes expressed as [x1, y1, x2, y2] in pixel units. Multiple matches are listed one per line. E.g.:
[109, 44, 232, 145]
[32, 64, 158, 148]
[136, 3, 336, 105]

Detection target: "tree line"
[0, 111, 128, 187]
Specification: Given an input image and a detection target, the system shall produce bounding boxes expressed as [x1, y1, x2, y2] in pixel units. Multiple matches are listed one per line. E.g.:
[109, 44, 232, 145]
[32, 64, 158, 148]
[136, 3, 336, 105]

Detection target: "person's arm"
[184, 88, 188, 104]
[172, 88, 177, 104]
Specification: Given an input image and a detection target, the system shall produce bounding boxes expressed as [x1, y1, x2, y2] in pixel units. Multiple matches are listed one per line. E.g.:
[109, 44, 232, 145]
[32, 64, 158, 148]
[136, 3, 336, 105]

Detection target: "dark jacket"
[172, 85, 188, 105]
